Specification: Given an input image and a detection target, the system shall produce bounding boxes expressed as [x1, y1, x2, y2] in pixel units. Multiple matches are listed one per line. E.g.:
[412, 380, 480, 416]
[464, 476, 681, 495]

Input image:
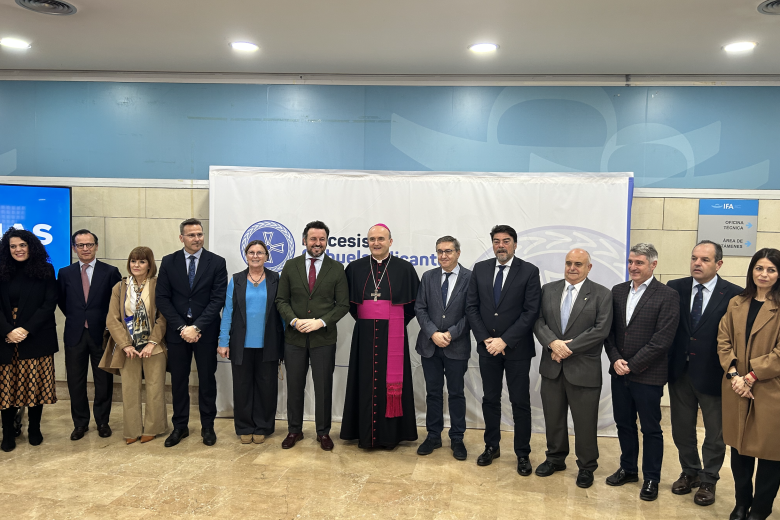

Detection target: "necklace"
[370, 255, 391, 301]
[248, 271, 265, 287]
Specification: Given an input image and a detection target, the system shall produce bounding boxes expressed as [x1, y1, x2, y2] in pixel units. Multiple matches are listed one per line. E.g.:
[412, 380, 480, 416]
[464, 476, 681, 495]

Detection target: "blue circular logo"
[240, 220, 296, 272]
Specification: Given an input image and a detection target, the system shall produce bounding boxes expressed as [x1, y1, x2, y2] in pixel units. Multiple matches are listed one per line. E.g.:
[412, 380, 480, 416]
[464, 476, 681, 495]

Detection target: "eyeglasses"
[246, 251, 267, 257]
[74, 243, 96, 249]
[436, 249, 456, 255]
[183, 233, 204, 239]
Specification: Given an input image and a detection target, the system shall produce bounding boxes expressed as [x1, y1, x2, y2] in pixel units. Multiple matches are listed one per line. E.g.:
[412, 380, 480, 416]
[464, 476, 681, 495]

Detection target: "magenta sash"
[357, 299, 405, 418]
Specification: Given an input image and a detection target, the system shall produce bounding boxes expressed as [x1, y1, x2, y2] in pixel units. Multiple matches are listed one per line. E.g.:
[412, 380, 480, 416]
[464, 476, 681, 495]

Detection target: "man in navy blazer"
[466, 225, 541, 475]
[57, 229, 121, 441]
[156, 218, 227, 447]
[666, 240, 742, 506]
[415, 235, 472, 460]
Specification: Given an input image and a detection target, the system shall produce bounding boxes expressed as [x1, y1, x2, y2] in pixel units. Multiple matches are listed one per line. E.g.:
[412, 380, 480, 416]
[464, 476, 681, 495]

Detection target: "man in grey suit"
[533, 248, 613, 488]
[415, 236, 472, 460]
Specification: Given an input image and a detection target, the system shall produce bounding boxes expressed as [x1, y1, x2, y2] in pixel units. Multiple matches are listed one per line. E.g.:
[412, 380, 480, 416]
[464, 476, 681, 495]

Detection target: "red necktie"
[308, 258, 317, 293]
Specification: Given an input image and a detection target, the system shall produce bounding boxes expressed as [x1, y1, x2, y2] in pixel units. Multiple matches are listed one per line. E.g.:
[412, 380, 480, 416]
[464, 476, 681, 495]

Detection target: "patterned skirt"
[0, 345, 57, 409]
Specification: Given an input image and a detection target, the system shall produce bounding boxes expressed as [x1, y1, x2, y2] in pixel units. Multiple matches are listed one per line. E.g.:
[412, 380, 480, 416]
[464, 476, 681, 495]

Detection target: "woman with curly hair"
[0, 228, 59, 452]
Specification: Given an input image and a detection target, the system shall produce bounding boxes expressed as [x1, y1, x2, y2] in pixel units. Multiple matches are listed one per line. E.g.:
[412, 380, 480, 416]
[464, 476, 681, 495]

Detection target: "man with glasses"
[156, 218, 227, 447]
[414, 236, 472, 460]
[57, 229, 121, 440]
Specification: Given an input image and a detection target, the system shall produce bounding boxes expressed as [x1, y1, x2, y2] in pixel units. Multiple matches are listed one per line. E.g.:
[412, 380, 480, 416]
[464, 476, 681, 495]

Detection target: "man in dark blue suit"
[667, 240, 742, 507]
[156, 218, 227, 447]
[57, 229, 121, 440]
[466, 225, 541, 475]
[415, 235, 472, 460]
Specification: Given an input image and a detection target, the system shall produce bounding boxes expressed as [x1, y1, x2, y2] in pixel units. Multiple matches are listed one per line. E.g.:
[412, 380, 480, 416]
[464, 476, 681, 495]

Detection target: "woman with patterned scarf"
[102, 246, 167, 444]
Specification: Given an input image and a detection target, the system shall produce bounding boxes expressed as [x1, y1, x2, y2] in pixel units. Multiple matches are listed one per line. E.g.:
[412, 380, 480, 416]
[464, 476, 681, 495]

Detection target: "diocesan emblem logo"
[240, 220, 296, 272]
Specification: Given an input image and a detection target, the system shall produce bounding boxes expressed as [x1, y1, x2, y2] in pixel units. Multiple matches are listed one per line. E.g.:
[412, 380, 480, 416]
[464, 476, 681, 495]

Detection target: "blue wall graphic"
[1, 82, 778, 189]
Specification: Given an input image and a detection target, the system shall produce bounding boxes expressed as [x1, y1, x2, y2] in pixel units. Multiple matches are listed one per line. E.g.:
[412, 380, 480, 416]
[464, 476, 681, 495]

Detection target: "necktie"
[308, 258, 317, 293]
[560, 284, 575, 333]
[441, 272, 452, 307]
[81, 263, 90, 327]
[691, 284, 704, 328]
[493, 265, 506, 307]
[187, 255, 196, 318]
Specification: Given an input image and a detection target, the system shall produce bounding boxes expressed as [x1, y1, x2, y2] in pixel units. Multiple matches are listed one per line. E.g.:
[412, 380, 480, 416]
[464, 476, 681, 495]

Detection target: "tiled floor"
[0, 402, 774, 519]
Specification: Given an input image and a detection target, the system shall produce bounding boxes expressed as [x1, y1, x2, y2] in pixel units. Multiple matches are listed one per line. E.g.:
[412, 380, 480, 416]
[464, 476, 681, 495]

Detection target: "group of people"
[0, 219, 778, 520]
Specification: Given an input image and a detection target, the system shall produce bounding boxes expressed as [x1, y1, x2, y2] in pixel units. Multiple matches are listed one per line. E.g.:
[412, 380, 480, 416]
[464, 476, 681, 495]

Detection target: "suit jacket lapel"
[749, 298, 777, 339]
[190, 250, 210, 291]
[235, 272, 247, 325]
[312, 256, 332, 297]
[681, 277, 693, 332]
[297, 255, 310, 294]
[565, 279, 591, 334]
[86, 261, 106, 306]
[496, 257, 520, 308]
[615, 282, 630, 328]
[627, 278, 659, 327]
[445, 265, 466, 310]
[548, 280, 565, 335]
[693, 276, 727, 333]
[264, 269, 277, 323]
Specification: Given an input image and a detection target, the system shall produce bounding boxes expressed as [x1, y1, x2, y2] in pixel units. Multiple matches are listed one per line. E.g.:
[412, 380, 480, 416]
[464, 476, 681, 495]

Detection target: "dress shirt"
[305, 252, 324, 278]
[492, 258, 513, 288]
[78, 258, 96, 285]
[690, 276, 719, 313]
[184, 248, 204, 276]
[560, 278, 586, 309]
[626, 275, 654, 325]
[441, 264, 461, 306]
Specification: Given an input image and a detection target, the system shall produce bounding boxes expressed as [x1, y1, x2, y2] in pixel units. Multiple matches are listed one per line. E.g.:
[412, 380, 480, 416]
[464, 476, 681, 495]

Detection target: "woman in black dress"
[0, 228, 59, 452]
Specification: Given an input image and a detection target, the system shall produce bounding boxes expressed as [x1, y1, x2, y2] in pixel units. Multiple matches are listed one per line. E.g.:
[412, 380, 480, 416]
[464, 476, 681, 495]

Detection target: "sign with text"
[698, 199, 758, 256]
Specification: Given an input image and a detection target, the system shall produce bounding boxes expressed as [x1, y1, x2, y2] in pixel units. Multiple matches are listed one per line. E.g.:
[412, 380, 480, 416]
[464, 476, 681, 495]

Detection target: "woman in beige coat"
[103, 246, 167, 444]
[718, 247, 780, 520]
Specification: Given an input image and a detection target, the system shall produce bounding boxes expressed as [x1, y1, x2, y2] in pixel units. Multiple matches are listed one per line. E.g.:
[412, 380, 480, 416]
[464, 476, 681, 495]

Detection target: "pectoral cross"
[371, 290, 381, 301]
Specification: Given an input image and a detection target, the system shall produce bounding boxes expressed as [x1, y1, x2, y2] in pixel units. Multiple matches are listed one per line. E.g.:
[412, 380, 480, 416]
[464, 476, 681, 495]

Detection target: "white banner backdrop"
[209, 167, 633, 436]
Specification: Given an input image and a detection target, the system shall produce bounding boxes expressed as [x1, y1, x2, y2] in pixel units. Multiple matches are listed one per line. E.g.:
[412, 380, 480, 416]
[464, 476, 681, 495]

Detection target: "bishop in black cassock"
[340, 225, 420, 449]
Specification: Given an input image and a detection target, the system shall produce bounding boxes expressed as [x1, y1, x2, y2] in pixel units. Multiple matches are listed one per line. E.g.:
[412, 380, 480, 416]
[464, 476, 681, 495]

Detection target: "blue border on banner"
[625, 176, 634, 281]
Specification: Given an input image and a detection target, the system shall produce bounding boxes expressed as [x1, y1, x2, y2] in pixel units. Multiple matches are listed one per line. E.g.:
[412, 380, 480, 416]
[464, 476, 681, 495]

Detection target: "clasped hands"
[485, 337, 507, 356]
[180, 325, 201, 343]
[432, 331, 452, 348]
[549, 339, 573, 363]
[123, 343, 156, 359]
[5, 327, 28, 343]
[295, 319, 324, 334]
[731, 374, 755, 400]
[613, 359, 631, 376]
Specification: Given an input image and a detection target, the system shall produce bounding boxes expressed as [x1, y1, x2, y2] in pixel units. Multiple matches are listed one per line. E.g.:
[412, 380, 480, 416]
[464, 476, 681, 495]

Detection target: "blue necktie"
[441, 272, 452, 307]
[561, 284, 575, 333]
[493, 265, 506, 307]
[691, 284, 704, 328]
[187, 255, 196, 318]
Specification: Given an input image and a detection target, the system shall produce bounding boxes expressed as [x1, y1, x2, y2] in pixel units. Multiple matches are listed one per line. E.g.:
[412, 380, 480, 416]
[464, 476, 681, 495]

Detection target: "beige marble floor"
[0, 402, 775, 519]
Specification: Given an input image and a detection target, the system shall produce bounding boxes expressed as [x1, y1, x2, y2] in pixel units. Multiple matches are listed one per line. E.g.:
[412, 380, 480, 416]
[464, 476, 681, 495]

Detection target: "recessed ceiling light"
[724, 41, 757, 53]
[469, 43, 498, 53]
[230, 41, 259, 52]
[0, 37, 31, 49]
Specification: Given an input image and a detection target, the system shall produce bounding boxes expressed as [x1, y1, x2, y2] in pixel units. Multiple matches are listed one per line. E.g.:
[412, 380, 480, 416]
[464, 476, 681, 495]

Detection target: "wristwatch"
[726, 370, 740, 379]
[192, 326, 202, 334]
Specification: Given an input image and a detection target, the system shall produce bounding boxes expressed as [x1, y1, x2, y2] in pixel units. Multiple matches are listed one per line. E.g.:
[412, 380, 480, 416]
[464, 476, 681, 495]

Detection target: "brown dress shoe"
[140, 435, 155, 443]
[281, 432, 303, 449]
[317, 434, 334, 451]
[694, 482, 716, 506]
[671, 472, 701, 495]
[126, 437, 138, 445]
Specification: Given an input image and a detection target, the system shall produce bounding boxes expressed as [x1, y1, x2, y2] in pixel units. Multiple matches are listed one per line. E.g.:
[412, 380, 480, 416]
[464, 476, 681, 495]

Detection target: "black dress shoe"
[729, 505, 749, 520]
[535, 460, 566, 477]
[671, 471, 701, 495]
[746, 513, 767, 520]
[576, 469, 594, 488]
[605, 468, 639, 486]
[416, 437, 442, 455]
[97, 424, 112, 438]
[517, 457, 533, 476]
[70, 426, 89, 441]
[477, 446, 500, 466]
[694, 482, 716, 506]
[201, 427, 217, 446]
[639, 480, 659, 501]
[451, 440, 467, 461]
[164, 428, 189, 448]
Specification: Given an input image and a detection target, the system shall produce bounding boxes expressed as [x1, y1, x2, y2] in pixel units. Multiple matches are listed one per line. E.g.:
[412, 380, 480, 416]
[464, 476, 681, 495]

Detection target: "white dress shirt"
[78, 258, 96, 285]
[560, 279, 586, 309]
[691, 276, 719, 313]
[626, 275, 654, 324]
[441, 264, 461, 306]
[185, 248, 203, 275]
[493, 258, 513, 288]
[305, 252, 323, 278]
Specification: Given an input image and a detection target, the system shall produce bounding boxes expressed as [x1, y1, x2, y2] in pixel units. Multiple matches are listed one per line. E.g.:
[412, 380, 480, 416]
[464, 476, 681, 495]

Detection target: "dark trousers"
[479, 355, 532, 457]
[421, 348, 468, 441]
[669, 371, 725, 484]
[731, 447, 780, 518]
[611, 375, 664, 482]
[231, 349, 278, 436]
[540, 373, 600, 471]
[285, 342, 336, 436]
[168, 339, 218, 430]
[65, 328, 113, 428]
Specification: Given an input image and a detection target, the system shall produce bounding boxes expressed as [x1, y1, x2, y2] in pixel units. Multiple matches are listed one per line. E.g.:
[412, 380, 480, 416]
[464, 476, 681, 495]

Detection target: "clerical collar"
[371, 254, 391, 264]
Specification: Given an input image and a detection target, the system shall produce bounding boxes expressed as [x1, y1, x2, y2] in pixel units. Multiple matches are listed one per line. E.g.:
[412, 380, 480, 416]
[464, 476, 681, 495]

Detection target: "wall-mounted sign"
[697, 199, 758, 257]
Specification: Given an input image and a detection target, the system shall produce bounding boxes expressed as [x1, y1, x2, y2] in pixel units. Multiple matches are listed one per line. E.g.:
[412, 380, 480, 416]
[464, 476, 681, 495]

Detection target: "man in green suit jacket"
[276, 221, 350, 451]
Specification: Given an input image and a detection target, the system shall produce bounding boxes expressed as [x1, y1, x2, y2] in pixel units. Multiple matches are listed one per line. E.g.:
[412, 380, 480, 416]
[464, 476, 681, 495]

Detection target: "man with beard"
[340, 224, 420, 449]
[276, 221, 350, 451]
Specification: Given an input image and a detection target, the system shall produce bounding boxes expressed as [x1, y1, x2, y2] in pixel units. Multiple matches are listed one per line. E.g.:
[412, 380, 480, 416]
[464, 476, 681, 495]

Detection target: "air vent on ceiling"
[15, 0, 77, 15]
[758, 0, 780, 14]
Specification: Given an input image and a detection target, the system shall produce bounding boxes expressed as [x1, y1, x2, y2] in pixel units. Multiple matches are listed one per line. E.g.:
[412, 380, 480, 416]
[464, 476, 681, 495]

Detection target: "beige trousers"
[119, 351, 168, 439]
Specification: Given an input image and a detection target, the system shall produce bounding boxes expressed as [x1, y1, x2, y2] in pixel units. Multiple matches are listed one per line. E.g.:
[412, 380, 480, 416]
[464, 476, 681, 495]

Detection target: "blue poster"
[0, 184, 72, 273]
